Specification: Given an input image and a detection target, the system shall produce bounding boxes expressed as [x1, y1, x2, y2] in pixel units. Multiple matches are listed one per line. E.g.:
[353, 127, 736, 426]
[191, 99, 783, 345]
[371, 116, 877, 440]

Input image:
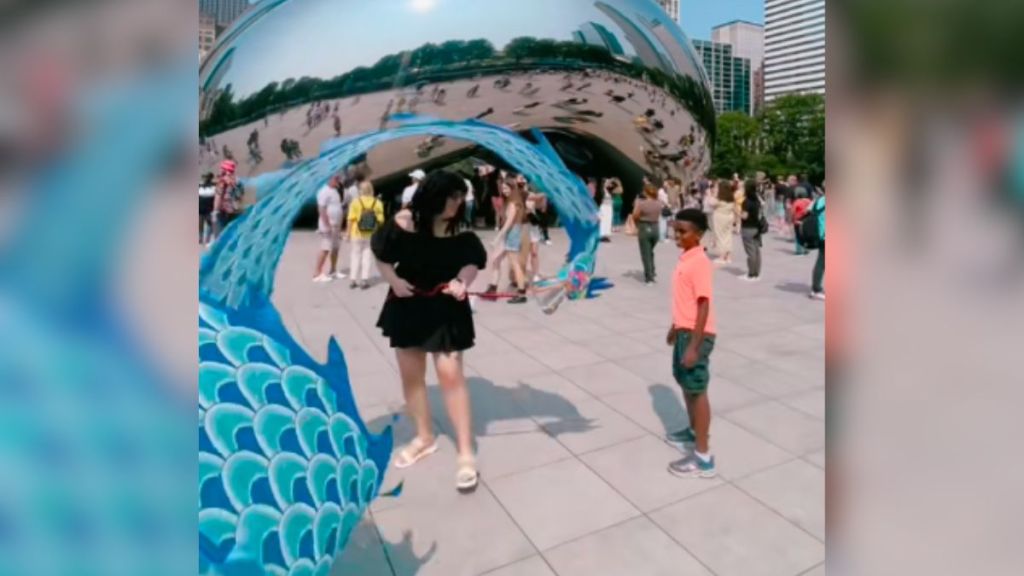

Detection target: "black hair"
[410, 170, 467, 237]
[201, 173, 215, 186]
[675, 208, 708, 233]
[744, 179, 757, 198]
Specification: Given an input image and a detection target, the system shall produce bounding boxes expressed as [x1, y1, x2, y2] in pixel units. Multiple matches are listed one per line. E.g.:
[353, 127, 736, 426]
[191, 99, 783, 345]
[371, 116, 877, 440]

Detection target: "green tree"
[757, 93, 825, 182]
[711, 111, 759, 177]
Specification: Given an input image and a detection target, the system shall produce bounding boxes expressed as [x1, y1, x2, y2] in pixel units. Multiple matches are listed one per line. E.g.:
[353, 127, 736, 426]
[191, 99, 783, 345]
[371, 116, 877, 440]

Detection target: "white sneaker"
[809, 291, 825, 301]
[333, 271, 348, 279]
[313, 274, 333, 283]
[740, 275, 758, 282]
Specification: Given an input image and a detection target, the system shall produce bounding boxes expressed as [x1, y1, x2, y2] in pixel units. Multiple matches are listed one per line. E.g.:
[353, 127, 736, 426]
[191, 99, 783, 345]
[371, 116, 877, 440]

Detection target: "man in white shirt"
[401, 169, 426, 208]
[314, 176, 345, 282]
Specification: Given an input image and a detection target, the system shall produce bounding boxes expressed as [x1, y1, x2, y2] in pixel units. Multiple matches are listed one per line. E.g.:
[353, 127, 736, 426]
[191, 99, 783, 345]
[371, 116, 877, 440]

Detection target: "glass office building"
[693, 39, 752, 115]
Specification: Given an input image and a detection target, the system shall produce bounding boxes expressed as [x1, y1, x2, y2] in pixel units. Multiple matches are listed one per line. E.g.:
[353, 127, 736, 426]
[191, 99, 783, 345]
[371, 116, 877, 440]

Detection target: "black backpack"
[751, 195, 769, 235]
[357, 199, 380, 233]
[797, 200, 824, 250]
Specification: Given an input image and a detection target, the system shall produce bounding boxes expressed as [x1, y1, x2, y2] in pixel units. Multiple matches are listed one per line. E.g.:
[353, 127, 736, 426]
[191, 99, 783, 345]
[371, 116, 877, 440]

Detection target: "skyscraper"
[199, 14, 218, 64]
[693, 40, 751, 115]
[713, 20, 764, 112]
[199, 0, 250, 29]
[656, 0, 680, 23]
[764, 0, 825, 101]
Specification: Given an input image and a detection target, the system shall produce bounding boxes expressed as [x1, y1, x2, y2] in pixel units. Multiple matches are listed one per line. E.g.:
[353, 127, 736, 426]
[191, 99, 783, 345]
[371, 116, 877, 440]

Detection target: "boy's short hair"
[674, 209, 708, 233]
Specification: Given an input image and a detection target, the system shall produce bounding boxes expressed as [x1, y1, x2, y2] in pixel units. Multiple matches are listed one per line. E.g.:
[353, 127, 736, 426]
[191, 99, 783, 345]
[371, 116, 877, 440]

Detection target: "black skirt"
[377, 293, 476, 352]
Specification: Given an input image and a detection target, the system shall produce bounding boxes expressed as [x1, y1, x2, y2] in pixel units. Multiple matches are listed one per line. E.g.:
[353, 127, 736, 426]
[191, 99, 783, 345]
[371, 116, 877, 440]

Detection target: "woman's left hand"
[443, 278, 468, 301]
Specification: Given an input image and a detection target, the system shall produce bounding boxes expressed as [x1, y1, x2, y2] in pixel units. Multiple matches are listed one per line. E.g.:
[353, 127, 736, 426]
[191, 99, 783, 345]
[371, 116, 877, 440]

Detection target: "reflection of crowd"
[306, 101, 331, 132]
[198, 159, 244, 247]
[201, 67, 705, 198]
[247, 128, 263, 164]
[280, 138, 302, 161]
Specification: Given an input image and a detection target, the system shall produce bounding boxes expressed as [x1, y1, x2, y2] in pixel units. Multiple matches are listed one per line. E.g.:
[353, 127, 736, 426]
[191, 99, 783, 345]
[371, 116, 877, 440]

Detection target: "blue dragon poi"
[199, 118, 600, 575]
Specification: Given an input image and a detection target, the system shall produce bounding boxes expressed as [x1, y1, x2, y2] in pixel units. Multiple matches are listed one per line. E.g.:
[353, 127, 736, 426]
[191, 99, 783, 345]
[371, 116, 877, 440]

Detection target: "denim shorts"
[504, 225, 522, 252]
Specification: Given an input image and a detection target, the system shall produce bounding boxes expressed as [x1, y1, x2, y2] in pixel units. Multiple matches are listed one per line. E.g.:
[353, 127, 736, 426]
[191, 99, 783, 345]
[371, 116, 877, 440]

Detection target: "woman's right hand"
[390, 278, 416, 298]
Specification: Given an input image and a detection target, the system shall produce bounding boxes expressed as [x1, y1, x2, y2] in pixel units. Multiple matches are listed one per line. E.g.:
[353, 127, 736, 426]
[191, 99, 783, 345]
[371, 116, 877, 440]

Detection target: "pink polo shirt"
[672, 247, 717, 335]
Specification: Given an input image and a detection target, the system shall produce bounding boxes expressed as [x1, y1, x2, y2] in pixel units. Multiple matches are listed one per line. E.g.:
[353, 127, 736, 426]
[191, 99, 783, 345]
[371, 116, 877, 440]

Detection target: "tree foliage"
[711, 93, 825, 182]
[711, 111, 759, 178]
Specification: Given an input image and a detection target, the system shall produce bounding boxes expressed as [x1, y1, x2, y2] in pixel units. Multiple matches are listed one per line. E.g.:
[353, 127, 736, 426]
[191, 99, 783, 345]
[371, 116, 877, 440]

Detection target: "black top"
[371, 219, 487, 352]
[775, 183, 792, 203]
[741, 195, 762, 229]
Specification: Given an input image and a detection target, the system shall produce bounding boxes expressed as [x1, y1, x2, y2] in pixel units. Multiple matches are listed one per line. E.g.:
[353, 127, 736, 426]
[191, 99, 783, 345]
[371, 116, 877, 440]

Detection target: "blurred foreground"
[831, 1, 1024, 574]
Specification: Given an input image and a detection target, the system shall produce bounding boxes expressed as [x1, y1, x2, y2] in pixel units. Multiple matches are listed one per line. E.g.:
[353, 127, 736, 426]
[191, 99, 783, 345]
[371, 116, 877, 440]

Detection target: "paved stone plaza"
[270, 227, 825, 576]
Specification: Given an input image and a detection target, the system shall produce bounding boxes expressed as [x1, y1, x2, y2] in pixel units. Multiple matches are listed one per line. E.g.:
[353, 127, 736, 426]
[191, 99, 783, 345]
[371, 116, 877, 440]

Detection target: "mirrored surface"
[199, 0, 714, 196]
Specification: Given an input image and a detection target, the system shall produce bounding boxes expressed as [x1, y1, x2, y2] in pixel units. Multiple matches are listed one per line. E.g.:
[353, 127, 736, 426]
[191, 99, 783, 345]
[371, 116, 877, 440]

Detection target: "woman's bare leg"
[530, 244, 540, 280]
[490, 251, 507, 286]
[510, 255, 527, 290]
[433, 352, 474, 459]
[396, 348, 434, 444]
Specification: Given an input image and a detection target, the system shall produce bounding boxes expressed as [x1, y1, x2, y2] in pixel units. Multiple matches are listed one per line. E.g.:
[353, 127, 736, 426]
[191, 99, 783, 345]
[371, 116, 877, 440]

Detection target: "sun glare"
[410, 0, 438, 14]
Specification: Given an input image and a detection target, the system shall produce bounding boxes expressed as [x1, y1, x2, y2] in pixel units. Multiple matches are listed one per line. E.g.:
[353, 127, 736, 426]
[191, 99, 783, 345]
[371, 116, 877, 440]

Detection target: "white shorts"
[319, 228, 341, 251]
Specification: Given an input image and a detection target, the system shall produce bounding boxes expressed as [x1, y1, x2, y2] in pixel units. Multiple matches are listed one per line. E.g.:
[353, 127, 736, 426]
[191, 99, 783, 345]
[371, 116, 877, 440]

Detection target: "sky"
[678, 0, 764, 41]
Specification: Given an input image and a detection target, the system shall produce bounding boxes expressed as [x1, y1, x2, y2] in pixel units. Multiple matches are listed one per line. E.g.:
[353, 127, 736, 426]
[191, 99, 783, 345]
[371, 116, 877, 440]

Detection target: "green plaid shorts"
[672, 331, 716, 394]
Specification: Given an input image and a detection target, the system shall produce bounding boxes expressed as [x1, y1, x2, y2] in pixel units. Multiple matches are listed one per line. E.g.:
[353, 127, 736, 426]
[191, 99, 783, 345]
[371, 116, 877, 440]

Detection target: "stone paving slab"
[268, 227, 826, 576]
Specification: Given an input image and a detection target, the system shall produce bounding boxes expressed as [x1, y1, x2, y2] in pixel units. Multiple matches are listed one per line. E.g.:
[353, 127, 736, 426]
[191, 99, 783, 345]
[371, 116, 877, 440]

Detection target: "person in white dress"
[598, 179, 614, 241]
[658, 184, 671, 242]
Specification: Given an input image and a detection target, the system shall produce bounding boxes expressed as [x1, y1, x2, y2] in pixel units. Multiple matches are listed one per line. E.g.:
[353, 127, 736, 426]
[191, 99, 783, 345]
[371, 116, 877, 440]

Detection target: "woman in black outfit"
[740, 179, 764, 281]
[371, 170, 486, 492]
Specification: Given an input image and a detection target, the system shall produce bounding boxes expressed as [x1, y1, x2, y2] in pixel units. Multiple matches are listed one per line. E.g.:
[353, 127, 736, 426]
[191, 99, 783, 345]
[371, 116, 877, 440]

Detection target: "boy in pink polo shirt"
[666, 209, 718, 478]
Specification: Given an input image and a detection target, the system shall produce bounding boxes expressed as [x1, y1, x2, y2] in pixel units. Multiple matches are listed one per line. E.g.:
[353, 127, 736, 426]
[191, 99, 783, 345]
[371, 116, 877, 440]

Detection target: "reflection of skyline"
[209, 0, 699, 100]
[574, 22, 625, 56]
[645, 17, 700, 80]
[594, 1, 673, 74]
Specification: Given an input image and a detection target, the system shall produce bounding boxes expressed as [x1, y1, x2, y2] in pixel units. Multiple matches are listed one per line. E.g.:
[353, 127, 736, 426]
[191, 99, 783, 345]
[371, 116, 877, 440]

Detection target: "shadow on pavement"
[775, 281, 811, 294]
[445, 377, 594, 438]
[722, 266, 746, 276]
[367, 377, 594, 445]
[334, 522, 436, 576]
[648, 383, 690, 434]
[621, 270, 648, 283]
[381, 531, 437, 576]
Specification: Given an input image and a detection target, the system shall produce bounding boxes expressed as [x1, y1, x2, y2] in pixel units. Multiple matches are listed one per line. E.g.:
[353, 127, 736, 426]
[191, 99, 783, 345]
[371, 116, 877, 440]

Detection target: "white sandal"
[393, 437, 438, 469]
[455, 455, 479, 492]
